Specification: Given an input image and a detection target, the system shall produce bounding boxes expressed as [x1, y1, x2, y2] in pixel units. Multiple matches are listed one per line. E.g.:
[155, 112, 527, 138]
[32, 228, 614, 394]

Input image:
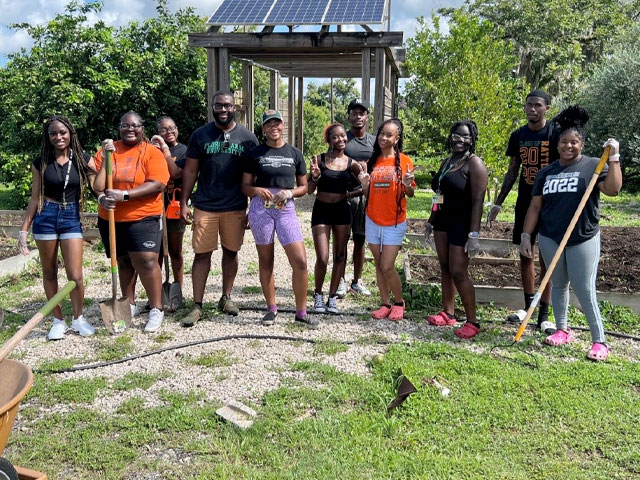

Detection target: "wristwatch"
[468, 231, 479, 238]
[123, 191, 130, 202]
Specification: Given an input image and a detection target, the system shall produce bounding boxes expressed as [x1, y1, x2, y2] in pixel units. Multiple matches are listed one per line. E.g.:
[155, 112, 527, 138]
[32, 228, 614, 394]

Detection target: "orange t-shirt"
[366, 153, 416, 226]
[94, 141, 169, 222]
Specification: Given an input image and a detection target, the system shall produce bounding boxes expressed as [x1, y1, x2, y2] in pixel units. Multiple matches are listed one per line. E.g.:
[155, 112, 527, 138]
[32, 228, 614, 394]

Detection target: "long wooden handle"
[106, 149, 118, 300]
[515, 148, 610, 341]
[162, 215, 170, 280]
[0, 281, 76, 362]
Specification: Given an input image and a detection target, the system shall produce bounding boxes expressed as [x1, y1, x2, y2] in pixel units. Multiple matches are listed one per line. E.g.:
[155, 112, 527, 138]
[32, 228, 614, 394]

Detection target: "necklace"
[435, 151, 470, 193]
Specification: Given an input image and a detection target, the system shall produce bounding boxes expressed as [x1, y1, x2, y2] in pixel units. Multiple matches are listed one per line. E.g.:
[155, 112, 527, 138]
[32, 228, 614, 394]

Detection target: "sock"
[268, 304, 277, 313]
[444, 311, 456, 319]
[194, 302, 203, 309]
[524, 293, 535, 310]
[296, 309, 307, 319]
[470, 321, 480, 328]
[537, 301, 550, 325]
[394, 301, 404, 306]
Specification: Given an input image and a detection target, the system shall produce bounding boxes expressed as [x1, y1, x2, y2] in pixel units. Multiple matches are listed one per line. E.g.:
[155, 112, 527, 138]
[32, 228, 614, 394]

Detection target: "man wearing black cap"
[487, 90, 558, 332]
[338, 99, 376, 297]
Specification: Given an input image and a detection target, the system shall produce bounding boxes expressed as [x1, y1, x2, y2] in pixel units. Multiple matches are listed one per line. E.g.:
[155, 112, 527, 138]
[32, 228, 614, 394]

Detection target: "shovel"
[99, 148, 132, 334]
[161, 215, 183, 312]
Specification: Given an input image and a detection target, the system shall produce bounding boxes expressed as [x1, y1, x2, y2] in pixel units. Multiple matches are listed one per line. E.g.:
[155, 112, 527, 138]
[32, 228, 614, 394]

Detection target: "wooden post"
[361, 47, 371, 106]
[242, 62, 254, 131]
[330, 77, 334, 123]
[374, 47, 386, 129]
[288, 76, 295, 145]
[297, 77, 304, 152]
[218, 47, 230, 92]
[270, 71, 280, 110]
[207, 48, 218, 123]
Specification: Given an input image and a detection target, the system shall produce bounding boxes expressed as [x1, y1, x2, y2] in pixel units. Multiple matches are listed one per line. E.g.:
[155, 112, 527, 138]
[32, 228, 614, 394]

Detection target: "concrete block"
[216, 400, 257, 429]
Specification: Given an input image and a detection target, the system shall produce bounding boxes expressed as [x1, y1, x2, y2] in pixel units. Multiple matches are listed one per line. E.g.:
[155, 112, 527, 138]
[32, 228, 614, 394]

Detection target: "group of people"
[18, 89, 623, 360]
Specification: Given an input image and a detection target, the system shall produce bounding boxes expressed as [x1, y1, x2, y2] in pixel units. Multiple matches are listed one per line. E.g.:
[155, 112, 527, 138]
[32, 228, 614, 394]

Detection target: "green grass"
[95, 333, 134, 362]
[242, 285, 262, 294]
[112, 372, 168, 391]
[312, 339, 349, 356]
[183, 349, 237, 368]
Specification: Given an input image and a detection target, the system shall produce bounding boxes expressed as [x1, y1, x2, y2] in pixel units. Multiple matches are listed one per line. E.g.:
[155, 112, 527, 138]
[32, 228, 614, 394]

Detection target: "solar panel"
[207, 0, 387, 26]
[324, 0, 386, 24]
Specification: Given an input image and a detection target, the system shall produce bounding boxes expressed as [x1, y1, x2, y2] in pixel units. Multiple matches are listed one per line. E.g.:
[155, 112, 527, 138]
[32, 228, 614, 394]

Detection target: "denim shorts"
[365, 215, 406, 247]
[32, 201, 83, 241]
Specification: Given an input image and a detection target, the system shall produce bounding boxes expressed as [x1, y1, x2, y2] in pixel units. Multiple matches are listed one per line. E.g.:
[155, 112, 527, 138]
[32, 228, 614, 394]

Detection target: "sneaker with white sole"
[130, 303, 139, 318]
[326, 295, 339, 314]
[313, 292, 325, 312]
[349, 279, 371, 296]
[144, 308, 164, 333]
[336, 277, 347, 299]
[47, 318, 67, 341]
[70, 315, 95, 337]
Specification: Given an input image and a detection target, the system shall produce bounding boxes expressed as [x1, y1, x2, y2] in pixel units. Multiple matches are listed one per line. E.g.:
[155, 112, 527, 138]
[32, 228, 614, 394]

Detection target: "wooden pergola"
[188, 31, 406, 151]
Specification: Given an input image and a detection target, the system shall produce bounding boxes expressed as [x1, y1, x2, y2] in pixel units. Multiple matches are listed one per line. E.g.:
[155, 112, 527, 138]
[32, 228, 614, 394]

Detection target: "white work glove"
[358, 172, 370, 189]
[101, 139, 115, 152]
[402, 166, 416, 187]
[424, 222, 434, 248]
[603, 138, 620, 162]
[465, 236, 481, 258]
[486, 204, 501, 228]
[273, 189, 293, 206]
[520, 232, 532, 258]
[150, 135, 168, 152]
[18, 231, 30, 255]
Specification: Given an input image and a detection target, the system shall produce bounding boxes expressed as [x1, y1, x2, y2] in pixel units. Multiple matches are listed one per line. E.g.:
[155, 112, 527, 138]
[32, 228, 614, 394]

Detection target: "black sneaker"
[262, 310, 277, 326]
[295, 314, 319, 330]
[218, 294, 239, 316]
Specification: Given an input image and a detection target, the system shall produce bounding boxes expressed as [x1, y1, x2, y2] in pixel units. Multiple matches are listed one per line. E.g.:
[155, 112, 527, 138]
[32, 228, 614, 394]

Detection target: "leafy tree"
[579, 40, 640, 189]
[467, 0, 640, 97]
[402, 10, 525, 179]
[301, 102, 331, 158]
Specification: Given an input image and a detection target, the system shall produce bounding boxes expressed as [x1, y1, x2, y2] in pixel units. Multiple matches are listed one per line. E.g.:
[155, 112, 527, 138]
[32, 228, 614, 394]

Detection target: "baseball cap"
[262, 109, 283, 125]
[348, 99, 370, 113]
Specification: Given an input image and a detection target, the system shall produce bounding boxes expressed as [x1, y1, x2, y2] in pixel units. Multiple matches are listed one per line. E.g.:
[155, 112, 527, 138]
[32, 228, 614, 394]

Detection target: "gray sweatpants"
[538, 232, 605, 343]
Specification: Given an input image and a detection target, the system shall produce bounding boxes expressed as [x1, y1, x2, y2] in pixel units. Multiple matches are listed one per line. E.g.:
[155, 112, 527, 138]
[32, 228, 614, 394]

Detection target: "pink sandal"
[545, 329, 574, 346]
[388, 302, 405, 322]
[587, 343, 609, 361]
[454, 322, 480, 339]
[372, 304, 392, 319]
[427, 310, 457, 326]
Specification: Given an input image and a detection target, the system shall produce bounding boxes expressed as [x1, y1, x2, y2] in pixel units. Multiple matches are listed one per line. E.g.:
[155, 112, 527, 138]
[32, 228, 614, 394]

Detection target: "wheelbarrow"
[0, 281, 76, 480]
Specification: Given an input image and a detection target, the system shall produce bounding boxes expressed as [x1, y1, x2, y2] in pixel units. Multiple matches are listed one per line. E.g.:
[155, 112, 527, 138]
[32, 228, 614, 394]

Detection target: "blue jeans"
[32, 201, 83, 241]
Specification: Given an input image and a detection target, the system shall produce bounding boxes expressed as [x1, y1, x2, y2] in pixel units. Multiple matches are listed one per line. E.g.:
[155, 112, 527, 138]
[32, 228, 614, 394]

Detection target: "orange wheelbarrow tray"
[0, 359, 47, 480]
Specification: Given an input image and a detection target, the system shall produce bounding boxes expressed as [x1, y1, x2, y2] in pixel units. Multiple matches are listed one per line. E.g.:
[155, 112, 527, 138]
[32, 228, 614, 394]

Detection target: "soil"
[407, 219, 640, 293]
[0, 235, 18, 260]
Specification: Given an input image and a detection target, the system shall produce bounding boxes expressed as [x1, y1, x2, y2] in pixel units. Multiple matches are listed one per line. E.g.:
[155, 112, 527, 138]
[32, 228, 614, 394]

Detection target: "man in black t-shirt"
[487, 90, 557, 332]
[340, 99, 376, 297]
[180, 90, 259, 326]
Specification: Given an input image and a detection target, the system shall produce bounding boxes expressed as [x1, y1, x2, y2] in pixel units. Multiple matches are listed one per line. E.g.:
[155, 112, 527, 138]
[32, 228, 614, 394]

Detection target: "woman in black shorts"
[425, 120, 488, 339]
[308, 123, 363, 314]
[19, 116, 97, 340]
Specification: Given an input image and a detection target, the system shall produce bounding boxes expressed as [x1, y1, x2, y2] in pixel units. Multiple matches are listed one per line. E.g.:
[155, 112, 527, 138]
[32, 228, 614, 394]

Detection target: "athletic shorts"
[166, 218, 186, 234]
[98, 215, 161, 258]
[348, 195, 366, 237]
[431, 211, 470, 247]
[365, 215, 406, 247]
[311, 198, 352, 227]
[248, 194, 303, 246]
[192, 208, 245, 254]
[513, 194, 539, 245]
[32, 201, 83, 241]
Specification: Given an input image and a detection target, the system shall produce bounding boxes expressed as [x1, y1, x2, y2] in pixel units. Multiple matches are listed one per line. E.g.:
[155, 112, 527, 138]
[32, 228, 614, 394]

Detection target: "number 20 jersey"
[532, 156, 609, 246]
[506, 122, 559, 199]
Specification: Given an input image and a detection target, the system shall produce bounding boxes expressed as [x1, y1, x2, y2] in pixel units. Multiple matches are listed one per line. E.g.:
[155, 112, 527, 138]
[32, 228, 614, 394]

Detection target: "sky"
[0, 0, 464, 62]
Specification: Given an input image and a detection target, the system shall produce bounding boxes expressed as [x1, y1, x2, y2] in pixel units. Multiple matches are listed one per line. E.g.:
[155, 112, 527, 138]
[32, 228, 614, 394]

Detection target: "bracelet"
[468, 231, 479, 239]
[309, 175, 320, 183]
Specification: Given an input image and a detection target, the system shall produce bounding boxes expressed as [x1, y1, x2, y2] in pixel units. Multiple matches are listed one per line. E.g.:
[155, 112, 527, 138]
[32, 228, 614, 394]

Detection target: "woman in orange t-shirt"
[358, 118, 416, 321]
[93, 111, 170, 333]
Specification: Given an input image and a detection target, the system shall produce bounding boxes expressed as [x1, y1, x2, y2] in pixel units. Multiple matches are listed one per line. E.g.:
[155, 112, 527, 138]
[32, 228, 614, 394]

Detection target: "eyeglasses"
[222, 132, 230, 149]
[120, 123, 144, 130]
[158, 126, 177, 134]
[213, 103, 235, 111]
[451, 133, 471, 142]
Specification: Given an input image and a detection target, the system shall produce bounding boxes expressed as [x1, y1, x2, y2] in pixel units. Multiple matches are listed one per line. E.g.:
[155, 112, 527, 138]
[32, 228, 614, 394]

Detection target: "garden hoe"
[99, 148, 132, 334]
[161, 215, 182, 312]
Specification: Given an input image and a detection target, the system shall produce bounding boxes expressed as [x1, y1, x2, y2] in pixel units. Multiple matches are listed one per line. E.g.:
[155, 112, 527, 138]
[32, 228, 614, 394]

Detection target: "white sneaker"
[47, 318, 67, 341]
[313, 292, 325, 312]
[130, 303, 139, 317]
[144, 308, 164, 333]
[336, 277, 347, 298]
[70, 315, 95, 337]
[349, 279, 371, 296]
[326, 295, 339, 314]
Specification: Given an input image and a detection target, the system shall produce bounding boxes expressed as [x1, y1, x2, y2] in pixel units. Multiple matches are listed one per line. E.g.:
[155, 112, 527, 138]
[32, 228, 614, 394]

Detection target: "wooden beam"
[361, 47, 371, 106]
[218, 47, 230, 91]
[330, 77, 334, 123]
[297, 77, 304, 151]
[189, 32, 404, 49]
[207, 48, 218, 123]
[242, 62, 254, 131]
[269, 71, 280, 110]
[374, 47, 386, 129]
[288, 76, 295, 145]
